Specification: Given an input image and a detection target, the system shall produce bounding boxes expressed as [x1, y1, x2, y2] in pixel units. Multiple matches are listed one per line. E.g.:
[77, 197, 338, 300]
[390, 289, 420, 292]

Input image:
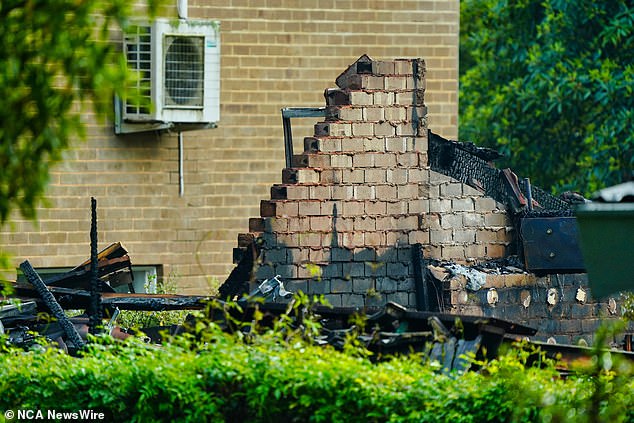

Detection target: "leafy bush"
[1, 313, 633, 423]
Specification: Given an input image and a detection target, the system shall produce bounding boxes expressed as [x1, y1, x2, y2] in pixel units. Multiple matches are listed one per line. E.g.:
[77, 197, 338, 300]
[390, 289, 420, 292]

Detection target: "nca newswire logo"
[4, 409, 105, 420]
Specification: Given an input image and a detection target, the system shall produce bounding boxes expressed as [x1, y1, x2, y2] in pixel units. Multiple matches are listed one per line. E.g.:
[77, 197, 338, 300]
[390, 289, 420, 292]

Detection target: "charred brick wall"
[433, 267, 630, 345]
[239, 55, 513, 308]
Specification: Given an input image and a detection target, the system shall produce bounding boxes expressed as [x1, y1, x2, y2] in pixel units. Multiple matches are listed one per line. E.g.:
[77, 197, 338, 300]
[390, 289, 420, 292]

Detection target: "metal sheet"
[521, 217, 585, 273]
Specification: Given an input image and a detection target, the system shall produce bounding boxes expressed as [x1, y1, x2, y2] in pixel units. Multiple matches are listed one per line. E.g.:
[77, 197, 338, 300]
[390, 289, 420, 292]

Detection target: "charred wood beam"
[10, 283, 210, 312]
[19, 260, 85, 351]
[88, 197, 102, 335]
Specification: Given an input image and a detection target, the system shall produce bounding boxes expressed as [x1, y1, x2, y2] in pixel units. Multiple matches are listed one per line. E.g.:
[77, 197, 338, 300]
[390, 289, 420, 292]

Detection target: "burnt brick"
[324, 88, 350, 106]
[558, 319, 582, 334]
[270, 185, 288, 200]
[260, 201, 277, 217]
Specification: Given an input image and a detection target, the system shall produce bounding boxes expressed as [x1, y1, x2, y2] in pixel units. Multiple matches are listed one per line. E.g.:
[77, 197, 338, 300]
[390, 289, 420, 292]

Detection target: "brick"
[324, 89, 350, 106]
[352, 122, 374, 137]
[463, 213, 485, 227]
[409, 230, 430, 244]
[376, 185, 397, 199]
[430, 229, 452, 244]
[440, 213, 461, 229]
[374, 121, 395, 136]
[276, 201, 299, 217]
[365, 201, 387, 216]
[384, 106, 407, 122]
[308, 279, 330, 294]
[354, 185, 375, 200]
[354, 216, 376, 231]
[287, 248, 310, 264]
[310, 216, 332, 232]
[306, 154, 331, 168]
[386, 137, 406, 152]
[364, 168, 386, 183]
[485, 244, 506, 258]
[248, 218, 265, 232]
[442, 246, 466, 260]
[406, 106, 428, 121]
[408, 199, 429, 214]
[373, 91, 395, 105]
[375, 61, 395, 75]
[314, 122, 352, 137]
[298, 201, 321, 216]
[343, 261, 366, 278]
[309, 185, 331, 200]
[342, 137, 365, 151]
[324, 294, 343, 307]
[269, 217, 289, 232]
[342, 168, 364, 184]
[452, 198, 475, 212]
[339, 74, 384, 90]
[397, 184, 419, 199]
[394, 59, 413, 75]
[342, 201, 365, 216]
[484, 212, 509, 226]
[352, 278, 375, 294]
[385, 76, 407, 90]
[386, 201, 408, 215]
[288, 216, 310, 232]
[453, 229, 476, 243]
[374, 153, 397, 168]
[349, 91, 373, 105]
[260, 200, 277, 217]
[320, 169, 342, 184]
[387, 168, 408, 184]
[299, 231, 322, 247]
[440, 183, 463, 197]
[342, 231, 364, 247]
[334, 106, 363, 121]
[363, 107, 384, 121]
[395, 89, 424, 106]
[330, 154, 353, 168]
[429, 198, 452, 213]
[332, 185, 354, 200]
[475, 197, 498, 211]
[397, 152, 421, 167]
[352, 153, 375, 167]
[283, 185, 310, 200]
[282, 168, 319, 184]
[341, 293, 366, 307]
[363, 137, 385, 152]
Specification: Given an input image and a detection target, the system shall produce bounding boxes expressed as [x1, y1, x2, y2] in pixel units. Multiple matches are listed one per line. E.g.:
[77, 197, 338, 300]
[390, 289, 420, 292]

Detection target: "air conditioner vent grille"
[164, 36, 204, 107]
[124, 26, 152, 116]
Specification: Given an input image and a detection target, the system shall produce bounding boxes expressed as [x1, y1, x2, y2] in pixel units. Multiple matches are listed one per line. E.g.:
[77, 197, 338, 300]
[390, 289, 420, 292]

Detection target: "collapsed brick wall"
[236, 55, 513, 308]
[434, 268, 630, 345]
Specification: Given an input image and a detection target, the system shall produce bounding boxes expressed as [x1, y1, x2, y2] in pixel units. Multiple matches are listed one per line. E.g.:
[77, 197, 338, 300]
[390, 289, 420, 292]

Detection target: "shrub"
[1, 317, 633, 422]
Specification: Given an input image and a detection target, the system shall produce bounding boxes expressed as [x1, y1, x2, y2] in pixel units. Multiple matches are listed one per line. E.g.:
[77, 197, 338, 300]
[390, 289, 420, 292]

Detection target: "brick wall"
[0, 1, 460, 293]
[434, 268, 629, 345]
[240, 55, 511, 308]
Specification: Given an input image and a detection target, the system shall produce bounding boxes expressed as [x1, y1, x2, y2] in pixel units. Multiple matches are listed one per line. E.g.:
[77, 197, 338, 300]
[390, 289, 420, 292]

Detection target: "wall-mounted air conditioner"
[115, 18, 220, 134]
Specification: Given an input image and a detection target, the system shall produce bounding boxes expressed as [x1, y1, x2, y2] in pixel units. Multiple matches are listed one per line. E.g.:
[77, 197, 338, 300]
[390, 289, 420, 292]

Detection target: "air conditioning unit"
[115, 18, 220, 134]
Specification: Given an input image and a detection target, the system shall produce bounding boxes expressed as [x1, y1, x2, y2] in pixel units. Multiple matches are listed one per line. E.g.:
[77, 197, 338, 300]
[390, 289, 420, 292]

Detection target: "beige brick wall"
[0, 1, 459, 294]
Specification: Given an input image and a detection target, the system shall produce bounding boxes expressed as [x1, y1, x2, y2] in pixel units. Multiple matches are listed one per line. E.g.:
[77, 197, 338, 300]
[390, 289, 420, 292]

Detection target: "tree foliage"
[0, 0, 159, 224]
[460, 0, 634, 195]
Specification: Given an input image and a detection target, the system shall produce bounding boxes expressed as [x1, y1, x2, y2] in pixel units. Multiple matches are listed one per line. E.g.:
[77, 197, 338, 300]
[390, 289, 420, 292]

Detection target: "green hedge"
[1, 327, 633, 422]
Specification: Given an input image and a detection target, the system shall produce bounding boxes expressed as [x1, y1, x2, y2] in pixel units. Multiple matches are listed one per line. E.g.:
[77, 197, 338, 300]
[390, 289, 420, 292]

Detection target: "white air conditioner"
[115, 18, 220, 134]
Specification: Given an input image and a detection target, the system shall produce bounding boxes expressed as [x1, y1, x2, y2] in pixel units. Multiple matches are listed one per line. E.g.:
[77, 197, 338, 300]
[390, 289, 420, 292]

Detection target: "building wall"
[237, 55, 510, 308]
[0, 1, 460, 293]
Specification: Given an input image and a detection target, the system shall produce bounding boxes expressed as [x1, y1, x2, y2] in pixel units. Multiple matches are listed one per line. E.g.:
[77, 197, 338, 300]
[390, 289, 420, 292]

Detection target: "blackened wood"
[19, 260, 85, 350]
[411, 243, 429, 311]
[88, 197, 102, 335]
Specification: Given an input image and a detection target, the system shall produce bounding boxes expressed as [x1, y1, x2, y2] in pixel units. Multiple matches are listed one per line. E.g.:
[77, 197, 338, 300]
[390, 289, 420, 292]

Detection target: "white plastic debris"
[446, 263, 488, 291]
